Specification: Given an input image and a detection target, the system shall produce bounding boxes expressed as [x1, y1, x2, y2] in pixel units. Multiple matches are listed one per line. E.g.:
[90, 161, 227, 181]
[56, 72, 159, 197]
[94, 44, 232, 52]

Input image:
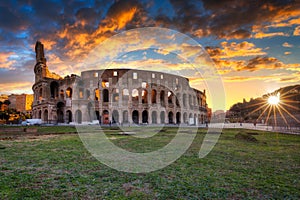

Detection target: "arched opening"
[57, 102, 65, 123]
[95, 89, 100, 101]
[160, 111, 165, 124]
[60, 89, 64, 99]
[151, 89, 157, 104]
[160, 90, 165, 106]
[43, 109, 48, 123]
[142, 89, 148, 104]
[194, 114, 197, 125]
[152, 111, 157, 124]
[123, 111, 128, 123]
[183, 112, 187, 123]
[102, 110, 109, 124]
[95, 111, 100, 123]
[112, 110, 119, 124]
[168, 91, 174, 105]
[176, 112, 181, 124]
[66, 87, 72, 98]
[103, 89, 109, 102]
[132, 110, 139, 124]
[189, 94, 193, 108]
[86, 89, 91, 100]
[50, 81, 59, 99]
[66, 110, 72, 123]
[75, 110, 82, 124]
[87, 102, 94, 122]
[176, 93, 180, 107]
[112, 88, 119, 102]
[183, 94, 187, 107]
[79, 88, 84, 99]
[142, 110, 148, 123]
[122, 89, 129, 106]
[189, 113, 193, 125]
[168, 111, 174, 124]
[132, 89, 139, 104]
[201, 114, 204, 124]
[38, 110, 42, 119]
[39, 88, 43, 100]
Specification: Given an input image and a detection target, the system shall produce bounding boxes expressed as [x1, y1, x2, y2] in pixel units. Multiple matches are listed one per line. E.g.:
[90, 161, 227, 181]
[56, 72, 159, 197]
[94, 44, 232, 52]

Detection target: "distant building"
[16, 94, 33, 113]
[8, 94, 33, 113]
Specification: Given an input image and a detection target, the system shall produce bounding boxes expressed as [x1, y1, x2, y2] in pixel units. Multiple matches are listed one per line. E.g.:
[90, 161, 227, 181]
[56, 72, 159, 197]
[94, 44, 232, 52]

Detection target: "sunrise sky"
[0, 0, 299, 111]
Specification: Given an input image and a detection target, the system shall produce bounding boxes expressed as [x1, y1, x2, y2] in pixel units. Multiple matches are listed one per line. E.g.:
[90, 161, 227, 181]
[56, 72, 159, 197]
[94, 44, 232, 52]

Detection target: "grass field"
[0, 127, 299, 199]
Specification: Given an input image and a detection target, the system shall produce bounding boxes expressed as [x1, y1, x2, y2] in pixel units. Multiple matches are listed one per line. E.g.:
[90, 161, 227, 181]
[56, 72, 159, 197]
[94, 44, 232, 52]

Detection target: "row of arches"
[74, 109, 204, 125]
[36, 84, 73, 101]
[77, 88, 204, 108]
[34, 107, 206, 125]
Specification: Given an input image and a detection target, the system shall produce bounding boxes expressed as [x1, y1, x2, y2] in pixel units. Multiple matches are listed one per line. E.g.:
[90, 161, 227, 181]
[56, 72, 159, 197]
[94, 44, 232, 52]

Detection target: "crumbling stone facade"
[32, 41, 208, 125]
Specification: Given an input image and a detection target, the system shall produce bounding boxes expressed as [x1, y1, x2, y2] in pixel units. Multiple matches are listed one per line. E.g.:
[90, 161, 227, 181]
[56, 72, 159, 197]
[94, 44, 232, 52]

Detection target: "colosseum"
[32, 41, 208, 125]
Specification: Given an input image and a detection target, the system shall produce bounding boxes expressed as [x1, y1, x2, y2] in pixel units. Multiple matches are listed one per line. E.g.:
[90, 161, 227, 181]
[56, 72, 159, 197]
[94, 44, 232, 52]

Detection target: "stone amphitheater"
[32, 41, 208, 125]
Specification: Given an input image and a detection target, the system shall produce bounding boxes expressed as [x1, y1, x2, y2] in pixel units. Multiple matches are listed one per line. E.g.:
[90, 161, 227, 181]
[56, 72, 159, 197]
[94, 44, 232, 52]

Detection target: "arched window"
[183, 94, 187, 107]
[142, 110, 148, 123]
[50, 81, 59, 99]
[75, 110, 82, 124]
[39, 88, 43, 100]
[112, 88, 119, 102]
[60, 90, 64, 99]
[103, 89, 109, 102]
[168, 111, 174, 124]
[168, 91, 174, 105]
[152, 111, 157, 124]
[112, 110, 119, 124]
[160, 90, 165, 106]
[122, 89, 129, 106]
[43, 110, 48, 123]
[142, 89, 148, 104]
[123, 111, 128, 123]
[160, 111, 165, 124]
[66, 87, 72, 98]
[176, 112, 181, 124]
[151, 89, 157, 104]
[132, 110, 139, 124]
[132, 89, 139, 103]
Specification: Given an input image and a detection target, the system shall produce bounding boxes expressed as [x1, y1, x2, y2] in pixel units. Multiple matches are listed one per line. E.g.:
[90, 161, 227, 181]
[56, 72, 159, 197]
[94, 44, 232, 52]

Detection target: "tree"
[3, 100, 10, 106]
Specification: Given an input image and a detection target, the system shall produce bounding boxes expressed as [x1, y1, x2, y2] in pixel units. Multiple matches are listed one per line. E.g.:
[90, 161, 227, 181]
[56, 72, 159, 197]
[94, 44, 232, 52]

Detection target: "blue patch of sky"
[20, 4, 33, 14]
[147, 0, 175, 19]
[117, 48, 184, 64]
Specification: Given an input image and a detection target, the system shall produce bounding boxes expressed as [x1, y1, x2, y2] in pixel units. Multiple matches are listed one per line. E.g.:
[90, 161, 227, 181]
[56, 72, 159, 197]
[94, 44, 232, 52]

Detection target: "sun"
[268, 94, 280, 105]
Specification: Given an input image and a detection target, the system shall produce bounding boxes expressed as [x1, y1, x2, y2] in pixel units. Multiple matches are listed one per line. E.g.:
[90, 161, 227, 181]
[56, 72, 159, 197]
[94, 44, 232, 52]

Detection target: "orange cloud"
[253, 31, 288, 39]
[282, 42, 293, 48]
[284, 51, 292, 55]
[294, 26, 300, 36]
[0, 52, 16, 70]
[216, 41, 266, 58]
[0, 82, 33, 94]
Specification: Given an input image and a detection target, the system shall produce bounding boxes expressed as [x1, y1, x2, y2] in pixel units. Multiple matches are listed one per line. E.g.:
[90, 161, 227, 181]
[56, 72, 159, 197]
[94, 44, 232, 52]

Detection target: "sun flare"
[268, 94, 280, 105]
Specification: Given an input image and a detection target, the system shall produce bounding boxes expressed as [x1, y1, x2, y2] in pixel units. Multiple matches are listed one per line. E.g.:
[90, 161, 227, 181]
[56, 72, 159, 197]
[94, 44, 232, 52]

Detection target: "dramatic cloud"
[206, 41, 266, 59]
[0, 52, 16, 70]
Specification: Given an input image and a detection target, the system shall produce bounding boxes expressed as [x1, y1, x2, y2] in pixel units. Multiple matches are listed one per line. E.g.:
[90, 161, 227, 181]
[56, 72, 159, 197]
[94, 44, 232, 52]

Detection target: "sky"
[0, 0, 299, 111]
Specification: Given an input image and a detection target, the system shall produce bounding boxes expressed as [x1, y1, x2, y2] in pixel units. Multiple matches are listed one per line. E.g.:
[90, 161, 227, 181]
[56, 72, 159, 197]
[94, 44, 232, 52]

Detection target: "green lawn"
[0, 127, 299, 199]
